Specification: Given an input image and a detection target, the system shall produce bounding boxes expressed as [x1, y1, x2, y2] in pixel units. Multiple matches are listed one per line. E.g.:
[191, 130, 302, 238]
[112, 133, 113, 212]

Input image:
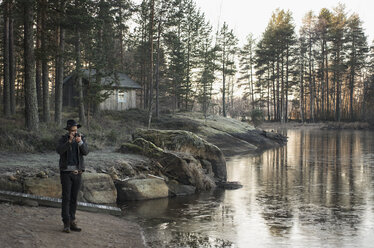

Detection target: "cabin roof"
[63, 69, 141, 89]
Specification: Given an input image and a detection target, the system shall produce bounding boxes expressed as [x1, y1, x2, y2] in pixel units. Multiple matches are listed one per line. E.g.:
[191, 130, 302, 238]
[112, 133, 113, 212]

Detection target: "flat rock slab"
[116, 178, 169, 201]
[0, 203, 145, 248]
[79, 173, 117, 204]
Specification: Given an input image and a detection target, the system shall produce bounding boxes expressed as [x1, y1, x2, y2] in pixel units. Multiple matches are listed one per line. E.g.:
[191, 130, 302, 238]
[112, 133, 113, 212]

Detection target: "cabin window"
[118, 91, 125, 103]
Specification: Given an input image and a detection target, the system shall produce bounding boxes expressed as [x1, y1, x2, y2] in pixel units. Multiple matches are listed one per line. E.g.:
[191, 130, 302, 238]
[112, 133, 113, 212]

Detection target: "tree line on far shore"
[1, 0, 374, 131]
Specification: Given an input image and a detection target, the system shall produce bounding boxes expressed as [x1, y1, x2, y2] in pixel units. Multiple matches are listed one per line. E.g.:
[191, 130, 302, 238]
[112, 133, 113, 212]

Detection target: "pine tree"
[40, 0, 50, 122]
[54, 0, 67, 125]
[21, 0, 39, 131]
[239, 34, 256, 110]
[329, 4, 347, 122]
[315, 8, 331, 119]
[3, 0, 11, 116]
[346, 13, 368, 120]
[216, 22, 238, 117]
[8, 0, 16, 115]
[300, 11, 316, 122]
[195, 18, 217, 117]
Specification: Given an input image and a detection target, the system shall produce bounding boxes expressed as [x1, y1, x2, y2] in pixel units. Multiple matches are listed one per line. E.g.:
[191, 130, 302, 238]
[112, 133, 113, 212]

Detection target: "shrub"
[250, 109, 264, 127]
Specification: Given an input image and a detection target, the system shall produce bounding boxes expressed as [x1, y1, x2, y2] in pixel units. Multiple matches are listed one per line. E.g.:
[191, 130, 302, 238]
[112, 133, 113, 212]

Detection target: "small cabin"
[63, 69, 141, 111]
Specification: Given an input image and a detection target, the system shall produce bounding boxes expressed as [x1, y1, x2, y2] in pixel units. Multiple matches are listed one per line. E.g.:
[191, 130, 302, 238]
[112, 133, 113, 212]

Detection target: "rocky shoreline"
[1, 129, 230, 203]
[0, 114, 287, 204]
[0, 114, 286, 247]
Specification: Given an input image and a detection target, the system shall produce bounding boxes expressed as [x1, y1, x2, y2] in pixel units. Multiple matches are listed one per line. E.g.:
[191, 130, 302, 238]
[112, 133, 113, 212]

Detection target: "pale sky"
[194, 0, 374, 46]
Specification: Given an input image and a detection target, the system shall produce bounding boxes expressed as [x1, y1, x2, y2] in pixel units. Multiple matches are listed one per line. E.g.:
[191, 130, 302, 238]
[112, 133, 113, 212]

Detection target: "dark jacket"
[56, 134, 89, 171]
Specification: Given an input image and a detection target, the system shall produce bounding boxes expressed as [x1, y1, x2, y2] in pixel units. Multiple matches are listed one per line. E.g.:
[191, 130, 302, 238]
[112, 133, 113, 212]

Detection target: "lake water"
[122, 129, 374, 248]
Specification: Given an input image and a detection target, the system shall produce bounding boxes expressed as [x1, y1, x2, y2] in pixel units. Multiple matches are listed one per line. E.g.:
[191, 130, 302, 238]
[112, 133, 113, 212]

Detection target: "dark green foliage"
[250, 109, 264, 127]
[1, 0, 374, 127]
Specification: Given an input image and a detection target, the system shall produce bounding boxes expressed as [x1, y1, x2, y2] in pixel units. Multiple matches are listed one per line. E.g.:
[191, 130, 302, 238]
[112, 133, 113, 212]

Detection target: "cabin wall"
[99, 89, 137, 111]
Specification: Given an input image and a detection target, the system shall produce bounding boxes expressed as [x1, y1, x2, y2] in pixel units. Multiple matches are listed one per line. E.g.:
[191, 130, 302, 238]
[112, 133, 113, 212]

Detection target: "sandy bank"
[0, 203, 145, 248]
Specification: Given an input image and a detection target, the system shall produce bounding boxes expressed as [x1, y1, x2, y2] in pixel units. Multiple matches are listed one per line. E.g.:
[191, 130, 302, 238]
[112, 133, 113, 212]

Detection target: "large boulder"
[116, 178, 169, 201]
[24, 176, 61, 198]
[159, 151, 215, 190]
[119, 138, 216, 191]
[133, 129, 227, 182]
[79, 173, 117, 204]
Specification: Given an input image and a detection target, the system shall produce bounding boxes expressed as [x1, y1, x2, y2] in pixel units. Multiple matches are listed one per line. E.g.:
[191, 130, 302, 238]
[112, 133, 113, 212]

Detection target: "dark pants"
[60, 172, 82, 224]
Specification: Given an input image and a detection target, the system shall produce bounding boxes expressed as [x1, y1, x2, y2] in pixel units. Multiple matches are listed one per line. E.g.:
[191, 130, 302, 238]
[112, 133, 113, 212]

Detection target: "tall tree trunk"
[267, 65, 270, 120]
[155, 19, 161, 119]
[250, 53, 254, 110]
[313, 66, 318, 120]
[285, 45, 289, 122]
[36, 2, 42, 109]
[350, 71, 354, 121]
[41, 0, 50, 122]
[222, 62, 226, 117]
[222, 51, 226, 117]
[349, 36, 356, 121]
[147, 0, 154, 129]
[3, 0, 11, 116]
[320, 39, 325, 120]
[55, 1, 65, 125]
[23, 0, 39, 131]
[281, 52, 284, 123]
[75, 29, 86, 124]
[300, 53, 305, 123]
[308, 38, 314, 122]
[9, 0, 16, 115]
[119, 2, 124, 69]
[276, 56, 280, 121]
[325, 47, 329, 120]
[185, 34, 191, 111]
[335, 48, 341, 122]
[272, 61, 276, 120]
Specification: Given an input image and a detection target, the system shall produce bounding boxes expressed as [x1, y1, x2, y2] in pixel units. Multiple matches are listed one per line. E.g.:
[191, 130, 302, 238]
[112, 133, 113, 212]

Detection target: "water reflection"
[122, 129, 374, 248]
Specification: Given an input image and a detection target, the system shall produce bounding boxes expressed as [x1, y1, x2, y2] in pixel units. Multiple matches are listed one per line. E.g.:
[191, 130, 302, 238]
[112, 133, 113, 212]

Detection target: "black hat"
[64, 119, 82, 130]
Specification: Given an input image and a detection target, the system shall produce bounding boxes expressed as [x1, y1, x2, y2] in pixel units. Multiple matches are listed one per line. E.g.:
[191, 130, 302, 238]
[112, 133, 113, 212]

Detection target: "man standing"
[56, 119, 89, 233]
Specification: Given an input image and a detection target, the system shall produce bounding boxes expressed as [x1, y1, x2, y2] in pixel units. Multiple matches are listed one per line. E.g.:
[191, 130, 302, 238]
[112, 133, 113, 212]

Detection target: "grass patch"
[0, 108, 149, 153]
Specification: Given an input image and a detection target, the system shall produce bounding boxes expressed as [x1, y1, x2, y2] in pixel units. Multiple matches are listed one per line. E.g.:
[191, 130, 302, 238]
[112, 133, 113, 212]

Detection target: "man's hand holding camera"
[75, 133, 82, 143]
[68, 132, 81, 143]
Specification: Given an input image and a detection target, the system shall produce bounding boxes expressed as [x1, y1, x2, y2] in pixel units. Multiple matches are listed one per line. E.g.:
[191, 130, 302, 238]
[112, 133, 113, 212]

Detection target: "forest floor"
[0, 202, 146, 248]
[0, 109, 287, 154]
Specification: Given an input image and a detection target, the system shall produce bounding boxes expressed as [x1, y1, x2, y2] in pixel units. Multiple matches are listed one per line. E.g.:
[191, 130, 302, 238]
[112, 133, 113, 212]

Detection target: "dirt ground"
[0, 203, 146, 248]
[0, 147, 149, 174]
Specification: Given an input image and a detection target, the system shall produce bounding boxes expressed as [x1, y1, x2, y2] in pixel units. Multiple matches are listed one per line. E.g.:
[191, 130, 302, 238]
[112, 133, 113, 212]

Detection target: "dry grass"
[0, 108, 149, 153]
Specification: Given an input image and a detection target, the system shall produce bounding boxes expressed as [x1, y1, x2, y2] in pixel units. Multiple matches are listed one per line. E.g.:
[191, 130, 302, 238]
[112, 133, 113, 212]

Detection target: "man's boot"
[70, 220, 82, 232]
[63, 222, 70, 233]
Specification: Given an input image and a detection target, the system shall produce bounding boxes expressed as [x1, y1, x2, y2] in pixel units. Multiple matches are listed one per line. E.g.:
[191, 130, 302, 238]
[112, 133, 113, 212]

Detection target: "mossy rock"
[118, 138, 164, 159]
[132, 138, 164, 158]
[118, 142, 143, 154]
[133, 129, 227, 182]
